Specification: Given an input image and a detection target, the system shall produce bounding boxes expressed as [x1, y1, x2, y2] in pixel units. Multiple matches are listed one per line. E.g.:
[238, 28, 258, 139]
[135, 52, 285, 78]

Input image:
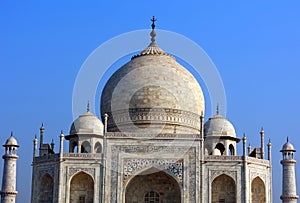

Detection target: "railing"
[205, 155, 243, 161]
[106, 132, 201, 139]
[204, 155, 270, 166]
[34, 153, 60, 162]
[33, 153, 102, 163]
[246, 156, 270, 165]
[62, 153, 102, 159]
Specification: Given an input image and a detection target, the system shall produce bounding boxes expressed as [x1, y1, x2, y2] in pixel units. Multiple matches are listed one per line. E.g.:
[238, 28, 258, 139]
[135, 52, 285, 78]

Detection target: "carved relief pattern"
[210, 170, 237, 182]
[106, 132, 200, 138]
[188, 147, 197, 202]
[250, 171, 266, 184]
[38, 167, 55, 179]
[68, 168, 95, 180]
[123, 158, 183, 183]
[109, 108, 201, 129]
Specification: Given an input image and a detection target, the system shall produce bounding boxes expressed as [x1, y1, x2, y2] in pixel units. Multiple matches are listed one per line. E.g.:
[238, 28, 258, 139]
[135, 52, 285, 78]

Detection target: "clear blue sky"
[0, 1, 300, 202]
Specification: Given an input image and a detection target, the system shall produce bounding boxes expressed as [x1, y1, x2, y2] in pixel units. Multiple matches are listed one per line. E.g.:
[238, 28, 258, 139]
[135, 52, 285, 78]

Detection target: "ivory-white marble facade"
[1, 24, 298, 203]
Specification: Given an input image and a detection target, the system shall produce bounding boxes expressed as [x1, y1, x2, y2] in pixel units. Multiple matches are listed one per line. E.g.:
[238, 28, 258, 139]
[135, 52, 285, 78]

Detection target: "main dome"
[101, 30, 204, 134]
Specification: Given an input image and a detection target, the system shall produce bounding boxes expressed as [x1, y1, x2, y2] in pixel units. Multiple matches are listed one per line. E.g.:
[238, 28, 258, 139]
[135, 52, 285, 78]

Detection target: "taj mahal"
[0, 19, 298, 203]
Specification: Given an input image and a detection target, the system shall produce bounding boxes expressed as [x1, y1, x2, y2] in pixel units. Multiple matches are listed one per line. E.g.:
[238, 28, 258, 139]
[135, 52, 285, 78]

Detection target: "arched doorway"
[70, 172, 94, 203]
[251, 177, 265, 203]
[212, 174, 236, 203]
[125, 168, 181, 203]
[38, 173, 54, 203]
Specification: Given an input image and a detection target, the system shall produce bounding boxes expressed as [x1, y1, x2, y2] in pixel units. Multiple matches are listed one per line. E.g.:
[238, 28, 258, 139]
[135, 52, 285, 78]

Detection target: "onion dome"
[70, 106, 104, 136]
[101, 20, 204, 134]
[3, 133, 19, 147]
[204, 113, 236, 138]
[281, 138, 296, 152]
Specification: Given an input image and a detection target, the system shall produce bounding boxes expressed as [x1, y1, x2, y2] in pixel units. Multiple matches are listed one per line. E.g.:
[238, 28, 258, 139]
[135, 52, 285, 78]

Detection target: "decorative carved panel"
[123, 158, 183, 183]
[210, 170, 237, 182]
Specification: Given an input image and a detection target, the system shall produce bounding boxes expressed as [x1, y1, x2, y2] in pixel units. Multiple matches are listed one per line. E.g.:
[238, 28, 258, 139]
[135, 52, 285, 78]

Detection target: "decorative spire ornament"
[150, 16, 157, 43]
[87, 100, 90, 112]
[151, 16, 157, 30]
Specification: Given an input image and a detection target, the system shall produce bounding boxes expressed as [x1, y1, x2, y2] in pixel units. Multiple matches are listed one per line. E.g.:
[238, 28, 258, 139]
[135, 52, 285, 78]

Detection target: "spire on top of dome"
[150, 16, 157, 43]
[216, 104, 219, 115]
[131, 16, 173, 60]
[87, 100, 90, 112]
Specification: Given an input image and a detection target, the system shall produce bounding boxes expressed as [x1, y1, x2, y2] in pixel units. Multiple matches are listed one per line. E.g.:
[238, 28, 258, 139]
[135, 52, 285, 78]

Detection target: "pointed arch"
[229, 144, 235, 156]
[125, 167, 181, 203]
[70, 171, 94, 203]
[70, 140, 78, 153]
[251, 176, 266, 203]
[81, 141, 91, 153]
[215, 143, 225, 155]
[124, 166, 181, 189]
[94, 142, 102, 153]
[37, 173, 54, 203]
[212, 174, 236, 203]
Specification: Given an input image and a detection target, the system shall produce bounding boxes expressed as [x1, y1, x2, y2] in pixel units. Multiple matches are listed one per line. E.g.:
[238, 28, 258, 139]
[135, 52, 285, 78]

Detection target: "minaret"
[39, 123, 44, 156]
[59, 130, 64, 156]
[104, 113, 108, 135]
[33, 135, 38, 158]
[0, 133, 19, 203]
[242, 133, 247, 157]
[267, 139, 272, 162]
[260, 127, 265, 159]
[280, 137, 299, 203]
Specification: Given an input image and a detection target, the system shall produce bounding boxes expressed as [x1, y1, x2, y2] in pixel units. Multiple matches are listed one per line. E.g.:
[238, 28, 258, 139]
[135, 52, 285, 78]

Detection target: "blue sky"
[0, 1, 300, 202]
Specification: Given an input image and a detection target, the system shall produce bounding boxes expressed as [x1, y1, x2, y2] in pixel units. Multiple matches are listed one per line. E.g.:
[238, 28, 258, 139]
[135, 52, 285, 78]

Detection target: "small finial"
[260, 127, 264, 134]
[216, 104, 219, 115]
[60, 130, 64, 138]
[150, 16, 157, 43]
[287, 136, 289, 142]
[35, 134, 37, 139]
[151, 16, 157, 30]
[243, 133, 246, 139]
[51, 139, 54, 144]
[10, 131, 13, 137]
[87, 101, 90, 112]
[40, 123, 44, 130]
